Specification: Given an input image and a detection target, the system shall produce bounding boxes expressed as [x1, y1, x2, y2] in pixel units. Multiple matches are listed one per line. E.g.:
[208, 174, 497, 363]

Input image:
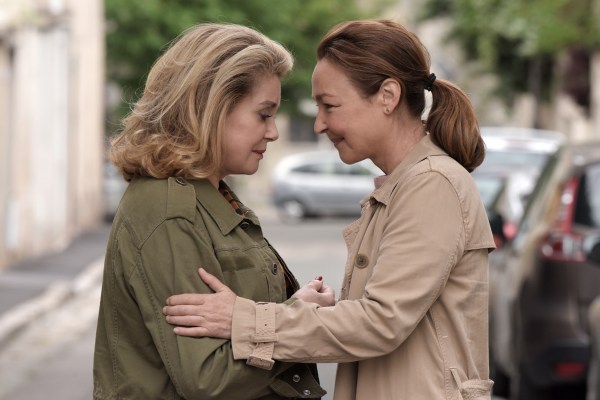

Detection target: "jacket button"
[271, 263, 278, 275]
[175, 177, 187, 185]
[292, 374, 301, 383]
[240, 221, 250, 230]
[302, 389, 311, 396]
[355, 253, 369, 269]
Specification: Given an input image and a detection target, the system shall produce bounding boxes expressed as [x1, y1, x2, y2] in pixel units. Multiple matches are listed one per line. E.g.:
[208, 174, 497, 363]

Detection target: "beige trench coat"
[232, 135, 496, 399]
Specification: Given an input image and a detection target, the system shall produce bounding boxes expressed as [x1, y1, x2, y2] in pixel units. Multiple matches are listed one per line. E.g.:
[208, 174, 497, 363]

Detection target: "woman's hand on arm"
[163, 268, 236, 338]
[163, 269, 336, 338]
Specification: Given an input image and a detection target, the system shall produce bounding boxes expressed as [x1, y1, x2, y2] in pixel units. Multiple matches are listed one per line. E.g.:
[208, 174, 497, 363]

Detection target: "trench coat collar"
[190, 179, 260, 235]
[368, 134, 447, 206]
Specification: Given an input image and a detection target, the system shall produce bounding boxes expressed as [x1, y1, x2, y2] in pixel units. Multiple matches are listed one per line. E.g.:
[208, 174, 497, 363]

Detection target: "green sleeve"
[127, 217, 295, 399]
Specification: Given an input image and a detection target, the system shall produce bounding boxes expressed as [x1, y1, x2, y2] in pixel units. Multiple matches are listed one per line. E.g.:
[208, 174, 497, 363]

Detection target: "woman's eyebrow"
[313, 93, 334, 101]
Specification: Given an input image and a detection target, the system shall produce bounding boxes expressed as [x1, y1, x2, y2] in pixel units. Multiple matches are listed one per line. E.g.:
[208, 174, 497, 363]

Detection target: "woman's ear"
[380, 78, 401, 114]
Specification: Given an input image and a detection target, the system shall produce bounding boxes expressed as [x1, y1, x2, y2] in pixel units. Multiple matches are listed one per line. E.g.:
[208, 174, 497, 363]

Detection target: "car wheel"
[278, 199, 306, 223]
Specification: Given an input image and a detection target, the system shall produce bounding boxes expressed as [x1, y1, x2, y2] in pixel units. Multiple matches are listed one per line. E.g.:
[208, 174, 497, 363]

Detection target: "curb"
[0, 257, 104, 349]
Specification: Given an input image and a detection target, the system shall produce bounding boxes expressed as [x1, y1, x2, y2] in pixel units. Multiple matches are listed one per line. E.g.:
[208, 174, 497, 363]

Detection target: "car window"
[482, 150, 549, 171]
[512, 149, 563, 251]
[292, 162, 337, 174]
[574, 163, 600, 228]
[291, 161, 376, 177]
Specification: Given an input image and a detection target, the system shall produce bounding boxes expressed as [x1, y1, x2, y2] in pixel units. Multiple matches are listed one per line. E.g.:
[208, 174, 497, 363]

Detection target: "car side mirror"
[584, 235, 600, 264]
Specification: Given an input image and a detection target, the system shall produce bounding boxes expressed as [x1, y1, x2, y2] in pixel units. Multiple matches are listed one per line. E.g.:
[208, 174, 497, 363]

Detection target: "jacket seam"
[109, 223, 127, 396]
[133, 250, 183, 396]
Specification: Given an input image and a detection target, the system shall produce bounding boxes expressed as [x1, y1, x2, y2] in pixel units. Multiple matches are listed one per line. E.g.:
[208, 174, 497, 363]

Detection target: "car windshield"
[481, 151, 549, 171]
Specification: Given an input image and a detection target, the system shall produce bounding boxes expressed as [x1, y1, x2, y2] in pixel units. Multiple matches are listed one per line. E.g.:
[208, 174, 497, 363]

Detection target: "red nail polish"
[315, 276, 323, 281]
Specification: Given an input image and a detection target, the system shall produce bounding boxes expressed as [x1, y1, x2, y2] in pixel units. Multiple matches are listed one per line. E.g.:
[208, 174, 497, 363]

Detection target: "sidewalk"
[0, 222, 111, 348]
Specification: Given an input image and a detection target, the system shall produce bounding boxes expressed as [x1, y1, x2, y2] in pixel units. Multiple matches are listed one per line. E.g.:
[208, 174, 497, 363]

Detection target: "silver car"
[479, 126, 565, 173]
[270, 151, 382, 222]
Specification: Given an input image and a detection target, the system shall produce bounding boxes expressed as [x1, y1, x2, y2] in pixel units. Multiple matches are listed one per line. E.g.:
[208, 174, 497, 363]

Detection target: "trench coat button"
[175, 177, 187, 186]
[240, 221, 250, 230]
[292, 374, 301, 383]
[271, 263, 278, 275]
[302, 389, 311, 396]
[355, 253, 369, 269]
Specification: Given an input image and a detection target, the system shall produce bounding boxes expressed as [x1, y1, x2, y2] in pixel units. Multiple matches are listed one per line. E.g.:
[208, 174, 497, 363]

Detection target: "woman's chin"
[337, 150, 361, 165]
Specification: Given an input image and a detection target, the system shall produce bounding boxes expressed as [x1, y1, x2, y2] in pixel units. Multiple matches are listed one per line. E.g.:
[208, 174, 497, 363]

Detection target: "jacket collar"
[368, 134, 447, 206]
[190, 179, 259, 235]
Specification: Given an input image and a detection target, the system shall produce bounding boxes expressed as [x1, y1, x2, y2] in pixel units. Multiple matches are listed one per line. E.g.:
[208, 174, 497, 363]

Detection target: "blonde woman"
[93, 23, 325, 400]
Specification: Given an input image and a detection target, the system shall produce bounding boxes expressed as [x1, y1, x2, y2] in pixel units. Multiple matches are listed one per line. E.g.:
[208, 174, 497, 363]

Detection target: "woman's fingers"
[198, 268, 233, 293]
[164, 268, 235, 307]
[173, 326, 211, 337]
[166, 293, 205, 306]
[305, 279, 324, 291]
[165, 314, 204, 327]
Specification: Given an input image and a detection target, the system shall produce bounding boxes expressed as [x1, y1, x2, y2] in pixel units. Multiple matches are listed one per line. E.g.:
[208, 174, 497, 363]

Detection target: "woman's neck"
[375, 120, 426, 174]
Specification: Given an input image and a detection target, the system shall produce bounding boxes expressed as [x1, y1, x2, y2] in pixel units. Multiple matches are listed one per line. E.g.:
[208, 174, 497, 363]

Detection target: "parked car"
[270, 150, 382, 221]
[489, 140, 600, 399]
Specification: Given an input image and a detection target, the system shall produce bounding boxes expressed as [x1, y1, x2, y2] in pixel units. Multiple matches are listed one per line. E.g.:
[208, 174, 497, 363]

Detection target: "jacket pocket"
[450, 368, 494, 400]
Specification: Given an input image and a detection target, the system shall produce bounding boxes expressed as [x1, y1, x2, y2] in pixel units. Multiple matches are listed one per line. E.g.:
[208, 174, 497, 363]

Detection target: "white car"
[271, 151, 382, 222]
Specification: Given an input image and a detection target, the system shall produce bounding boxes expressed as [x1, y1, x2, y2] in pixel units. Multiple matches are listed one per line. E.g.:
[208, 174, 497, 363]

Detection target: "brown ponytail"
[317, 19, 485, 172]
[426, 80, 485, 172]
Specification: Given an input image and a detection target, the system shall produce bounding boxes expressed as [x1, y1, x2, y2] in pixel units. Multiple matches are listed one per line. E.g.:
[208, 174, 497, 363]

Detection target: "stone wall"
[0, 0, 105, 269]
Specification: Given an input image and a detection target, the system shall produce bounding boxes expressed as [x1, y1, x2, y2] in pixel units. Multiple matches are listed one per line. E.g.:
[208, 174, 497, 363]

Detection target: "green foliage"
[104, 0, 383, 123]
[419, 0, 600, 105]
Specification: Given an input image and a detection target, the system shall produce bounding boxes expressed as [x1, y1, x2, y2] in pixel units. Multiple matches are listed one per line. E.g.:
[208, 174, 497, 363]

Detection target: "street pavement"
[0, 223, 110, 399]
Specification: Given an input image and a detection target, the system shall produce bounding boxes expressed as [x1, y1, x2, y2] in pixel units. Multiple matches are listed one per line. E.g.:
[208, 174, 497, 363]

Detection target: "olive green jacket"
[93, 177, 325, 400]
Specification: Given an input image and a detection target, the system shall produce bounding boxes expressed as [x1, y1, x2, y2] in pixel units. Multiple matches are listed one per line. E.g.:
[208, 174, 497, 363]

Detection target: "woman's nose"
[314, 112, 326, 135]
[265, 122, 279, 142]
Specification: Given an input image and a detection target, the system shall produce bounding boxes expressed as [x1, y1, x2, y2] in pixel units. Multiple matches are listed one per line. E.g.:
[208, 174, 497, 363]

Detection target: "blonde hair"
[318, 20, 484, 172]
[110, 23, 294, 181]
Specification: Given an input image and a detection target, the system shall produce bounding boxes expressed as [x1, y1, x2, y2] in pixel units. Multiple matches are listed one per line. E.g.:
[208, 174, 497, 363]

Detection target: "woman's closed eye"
[319, 103, 336, 111]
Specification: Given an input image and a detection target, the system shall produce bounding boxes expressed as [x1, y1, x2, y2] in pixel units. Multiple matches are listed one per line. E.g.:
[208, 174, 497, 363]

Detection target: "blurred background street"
[0, 0, 599, 399]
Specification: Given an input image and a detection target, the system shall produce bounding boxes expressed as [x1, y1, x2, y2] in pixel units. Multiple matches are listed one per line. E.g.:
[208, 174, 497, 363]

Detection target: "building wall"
[0, 0, 104, 269]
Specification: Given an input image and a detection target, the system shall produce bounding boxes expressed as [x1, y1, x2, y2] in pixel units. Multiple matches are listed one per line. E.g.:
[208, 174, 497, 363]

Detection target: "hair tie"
[425, 73, 436, 91]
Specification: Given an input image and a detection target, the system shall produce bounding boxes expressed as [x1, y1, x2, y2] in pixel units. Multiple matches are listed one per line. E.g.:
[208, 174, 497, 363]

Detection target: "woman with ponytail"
[163, 19, 495, 400]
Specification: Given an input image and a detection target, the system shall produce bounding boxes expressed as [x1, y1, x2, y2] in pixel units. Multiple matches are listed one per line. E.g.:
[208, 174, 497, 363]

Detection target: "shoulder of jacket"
[409, 154, 457, 174]
[165, 177, 197, 223]
[116, 177, 196, 246]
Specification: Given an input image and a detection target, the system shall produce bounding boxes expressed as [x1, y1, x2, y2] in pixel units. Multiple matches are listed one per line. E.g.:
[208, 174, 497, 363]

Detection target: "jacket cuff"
[232, 297, 276, 365]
